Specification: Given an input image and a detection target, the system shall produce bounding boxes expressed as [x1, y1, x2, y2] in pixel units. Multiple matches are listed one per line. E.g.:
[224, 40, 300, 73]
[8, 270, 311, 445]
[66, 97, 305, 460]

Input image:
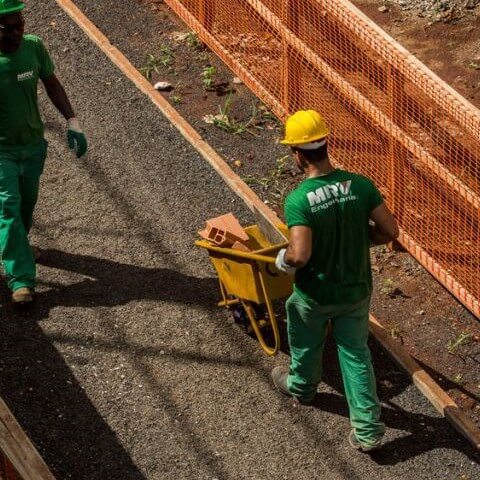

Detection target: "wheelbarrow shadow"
[233, 299, 480, 465]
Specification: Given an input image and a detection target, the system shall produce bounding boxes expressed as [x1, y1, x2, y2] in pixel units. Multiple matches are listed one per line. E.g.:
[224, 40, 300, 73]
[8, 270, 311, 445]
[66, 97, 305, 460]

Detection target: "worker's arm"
[369, 202, 399, 245]
[275, 225, 312, 274]
[285, 226, 312, 267]
[41, 74, 87, 158]
[42, 74, 75, 119]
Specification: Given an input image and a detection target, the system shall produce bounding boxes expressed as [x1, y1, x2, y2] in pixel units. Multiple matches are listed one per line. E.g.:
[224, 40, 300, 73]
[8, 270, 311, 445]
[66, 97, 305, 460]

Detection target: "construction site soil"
[136, 0, 480, 427]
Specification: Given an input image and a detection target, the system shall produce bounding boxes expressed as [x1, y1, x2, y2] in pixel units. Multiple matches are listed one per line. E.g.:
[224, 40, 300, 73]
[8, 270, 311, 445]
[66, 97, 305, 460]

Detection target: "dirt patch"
[136, 0, 480, 430]
[355, 1, 480, 104]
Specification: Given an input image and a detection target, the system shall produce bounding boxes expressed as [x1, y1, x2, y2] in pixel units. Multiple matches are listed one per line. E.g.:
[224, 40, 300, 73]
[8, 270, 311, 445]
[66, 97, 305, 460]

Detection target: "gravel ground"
[0, 1, 478, 479]
[383, 0, 479, 20]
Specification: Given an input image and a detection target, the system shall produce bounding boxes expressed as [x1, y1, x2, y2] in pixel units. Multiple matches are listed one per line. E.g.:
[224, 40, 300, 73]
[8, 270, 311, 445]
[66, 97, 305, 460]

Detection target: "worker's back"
[284, 168, 383, 306]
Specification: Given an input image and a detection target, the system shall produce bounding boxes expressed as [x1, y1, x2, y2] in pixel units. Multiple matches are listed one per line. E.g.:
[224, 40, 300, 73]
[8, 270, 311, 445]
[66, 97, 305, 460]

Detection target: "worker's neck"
[305, 158, 335, 178]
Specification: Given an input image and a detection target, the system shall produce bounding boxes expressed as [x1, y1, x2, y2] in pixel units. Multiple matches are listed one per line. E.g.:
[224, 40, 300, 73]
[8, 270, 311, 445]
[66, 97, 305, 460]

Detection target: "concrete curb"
[55, 0, 480, 453]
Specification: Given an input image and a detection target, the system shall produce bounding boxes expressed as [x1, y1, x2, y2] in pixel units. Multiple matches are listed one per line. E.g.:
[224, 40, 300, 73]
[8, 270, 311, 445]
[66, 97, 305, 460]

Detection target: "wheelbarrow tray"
[196, 224, 293, 304]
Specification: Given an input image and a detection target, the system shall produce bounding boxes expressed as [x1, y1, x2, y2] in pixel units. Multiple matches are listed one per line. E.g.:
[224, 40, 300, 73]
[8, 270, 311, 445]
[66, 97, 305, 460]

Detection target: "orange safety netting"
[164, 0, 480, 318]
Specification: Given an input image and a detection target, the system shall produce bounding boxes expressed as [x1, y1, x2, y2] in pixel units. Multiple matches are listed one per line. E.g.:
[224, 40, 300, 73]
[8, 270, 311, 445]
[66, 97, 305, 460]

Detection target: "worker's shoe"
[11, 287, 34, 306]
[271, 366, 311, 404]
[348, 429, 382, 452]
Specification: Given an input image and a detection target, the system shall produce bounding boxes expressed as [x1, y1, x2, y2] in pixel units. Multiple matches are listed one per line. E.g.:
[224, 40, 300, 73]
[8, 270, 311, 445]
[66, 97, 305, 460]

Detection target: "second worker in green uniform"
[272, 110, 399, 451]
[0, 0, 87, 305]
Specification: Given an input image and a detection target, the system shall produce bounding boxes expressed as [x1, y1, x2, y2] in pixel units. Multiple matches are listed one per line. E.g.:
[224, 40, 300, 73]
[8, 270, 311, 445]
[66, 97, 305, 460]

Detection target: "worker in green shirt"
[0, 0, 87, 305]
[272, 110, 399, 452]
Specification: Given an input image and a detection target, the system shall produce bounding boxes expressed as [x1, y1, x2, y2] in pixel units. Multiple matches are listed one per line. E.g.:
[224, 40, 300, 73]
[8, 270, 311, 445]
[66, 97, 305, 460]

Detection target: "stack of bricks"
[199, 213, 251, 251]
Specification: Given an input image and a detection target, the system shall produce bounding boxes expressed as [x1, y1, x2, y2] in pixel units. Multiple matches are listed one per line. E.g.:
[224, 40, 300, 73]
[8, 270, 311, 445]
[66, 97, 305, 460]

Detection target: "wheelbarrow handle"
[194, 240, 289, 264]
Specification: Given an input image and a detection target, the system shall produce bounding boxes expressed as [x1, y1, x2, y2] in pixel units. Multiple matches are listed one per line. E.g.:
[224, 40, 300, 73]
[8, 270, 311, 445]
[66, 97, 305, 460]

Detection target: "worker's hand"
[67, 117, 87, 158]
[275, 248, 297, 275]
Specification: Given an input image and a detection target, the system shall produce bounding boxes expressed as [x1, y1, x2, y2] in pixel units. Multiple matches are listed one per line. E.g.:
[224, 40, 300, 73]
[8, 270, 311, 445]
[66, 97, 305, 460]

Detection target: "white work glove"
[67, 117, 88, 158]
[275, 248, 297, 275]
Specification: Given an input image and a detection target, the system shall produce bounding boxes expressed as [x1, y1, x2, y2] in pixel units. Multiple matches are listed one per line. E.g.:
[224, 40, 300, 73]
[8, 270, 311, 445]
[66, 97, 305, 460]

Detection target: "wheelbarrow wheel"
[231, 303, 249, 332]
[231, 302, 267, 335]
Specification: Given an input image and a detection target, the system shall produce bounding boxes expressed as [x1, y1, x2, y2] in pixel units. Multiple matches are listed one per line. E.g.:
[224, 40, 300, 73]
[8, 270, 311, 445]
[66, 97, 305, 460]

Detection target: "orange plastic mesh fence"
[164, 0, 480, 318]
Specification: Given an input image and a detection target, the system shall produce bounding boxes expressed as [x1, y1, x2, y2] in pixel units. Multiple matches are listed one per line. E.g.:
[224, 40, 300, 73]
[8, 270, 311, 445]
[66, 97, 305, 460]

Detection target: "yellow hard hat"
[280, 110, 330, 146]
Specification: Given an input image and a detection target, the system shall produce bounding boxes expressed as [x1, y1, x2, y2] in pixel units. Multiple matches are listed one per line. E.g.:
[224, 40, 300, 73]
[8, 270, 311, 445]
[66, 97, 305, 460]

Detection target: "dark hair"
[292, 142, 328, 163]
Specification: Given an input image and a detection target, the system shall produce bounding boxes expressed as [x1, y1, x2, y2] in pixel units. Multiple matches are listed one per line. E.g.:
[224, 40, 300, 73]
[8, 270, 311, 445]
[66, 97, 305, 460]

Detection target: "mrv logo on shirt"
[307, 180, 357, 213]
[17, 70, 34, 81]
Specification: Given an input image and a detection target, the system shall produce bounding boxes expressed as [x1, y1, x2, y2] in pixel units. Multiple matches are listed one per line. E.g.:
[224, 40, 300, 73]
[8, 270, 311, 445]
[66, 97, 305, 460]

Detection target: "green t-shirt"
[0, 35, 55, 148]
[284, 169, 383, 306]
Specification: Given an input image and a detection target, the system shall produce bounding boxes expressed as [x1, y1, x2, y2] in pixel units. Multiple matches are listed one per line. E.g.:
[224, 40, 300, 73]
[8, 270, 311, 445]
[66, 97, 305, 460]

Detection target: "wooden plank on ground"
[0, 398, 56, 480]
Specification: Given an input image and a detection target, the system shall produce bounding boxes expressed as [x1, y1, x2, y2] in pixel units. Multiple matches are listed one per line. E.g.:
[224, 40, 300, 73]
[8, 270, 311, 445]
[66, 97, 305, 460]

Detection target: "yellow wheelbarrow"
[195, 224, 293, 356]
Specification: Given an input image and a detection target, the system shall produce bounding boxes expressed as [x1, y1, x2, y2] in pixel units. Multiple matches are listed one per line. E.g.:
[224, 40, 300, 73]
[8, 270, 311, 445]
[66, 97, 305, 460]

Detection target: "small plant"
[468, 61, 480, 70]
[186, 31, 203, 50]
[447, 332, 473, 355]
[140, 54, 161, 80]
[201, 65, 217, 90]
[257, 104, 277, 122]
[433, 0, 450, 13]
[171, 95, 183, 104]
[453, 373, 464, 385]
[203, 94, 249, 135]
[140, 47, 173, 79]
[390, 327, 402, 340]
[157, 45, 173, 67]
[380, 278, 395, 295]
[242, 155, 294, 208]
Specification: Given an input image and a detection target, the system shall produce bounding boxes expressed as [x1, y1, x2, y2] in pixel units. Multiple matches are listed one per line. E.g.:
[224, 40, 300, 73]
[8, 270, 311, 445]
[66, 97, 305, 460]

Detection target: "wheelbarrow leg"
[241, 269, 281, 356]
[217, 279, 239, 307]
[258, 269, 282, 355]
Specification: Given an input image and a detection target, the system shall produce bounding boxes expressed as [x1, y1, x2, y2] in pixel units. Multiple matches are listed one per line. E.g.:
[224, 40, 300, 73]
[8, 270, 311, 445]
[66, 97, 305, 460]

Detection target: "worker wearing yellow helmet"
[272, 110, 399, 451]
[0, 0, 87, 305]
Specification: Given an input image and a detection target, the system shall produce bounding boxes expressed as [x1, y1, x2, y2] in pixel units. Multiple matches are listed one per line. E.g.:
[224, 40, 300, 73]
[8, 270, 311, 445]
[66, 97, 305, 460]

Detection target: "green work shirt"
[284, 169, 383, 306]
[0, 35, 55, 148]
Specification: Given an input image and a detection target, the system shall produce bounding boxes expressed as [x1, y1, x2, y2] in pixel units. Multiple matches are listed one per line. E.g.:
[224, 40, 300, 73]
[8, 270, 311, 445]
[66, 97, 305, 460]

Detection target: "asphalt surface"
[0, 1, 478, 479]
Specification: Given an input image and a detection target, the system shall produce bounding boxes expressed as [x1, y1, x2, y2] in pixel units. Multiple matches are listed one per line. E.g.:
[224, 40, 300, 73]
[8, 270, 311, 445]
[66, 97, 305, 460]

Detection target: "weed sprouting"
[140, 47, 173, 79]
[201, 66, 217, 90]
[380, 278, 395, 295]
[203, 94, 258, 135]
[242, 155, 294, 208]
[186, 31, 203, 51]
[447, 332, 473, 355]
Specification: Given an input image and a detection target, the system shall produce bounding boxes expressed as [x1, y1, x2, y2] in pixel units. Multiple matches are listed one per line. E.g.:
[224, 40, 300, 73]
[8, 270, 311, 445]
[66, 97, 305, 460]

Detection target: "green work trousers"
[286, 290, 385, 446]
[0, 140, 47, 291]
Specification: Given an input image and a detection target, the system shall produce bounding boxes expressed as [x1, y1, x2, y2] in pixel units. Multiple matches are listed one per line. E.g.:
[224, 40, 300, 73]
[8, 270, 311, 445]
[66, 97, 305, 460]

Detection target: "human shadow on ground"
[0, 249, 225, 480]
[29, 248, 219, 319]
